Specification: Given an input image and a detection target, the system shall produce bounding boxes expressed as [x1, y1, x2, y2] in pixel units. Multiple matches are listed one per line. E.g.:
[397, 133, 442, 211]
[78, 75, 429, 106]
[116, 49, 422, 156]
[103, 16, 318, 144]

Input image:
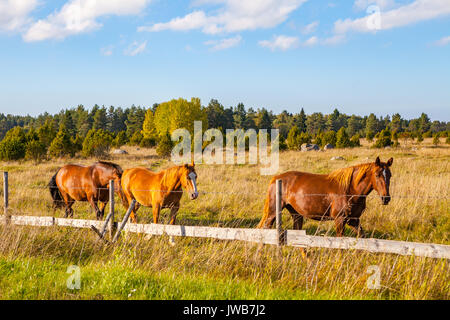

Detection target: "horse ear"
[387, 157, 393, 167]
[375, 156, 381, 166]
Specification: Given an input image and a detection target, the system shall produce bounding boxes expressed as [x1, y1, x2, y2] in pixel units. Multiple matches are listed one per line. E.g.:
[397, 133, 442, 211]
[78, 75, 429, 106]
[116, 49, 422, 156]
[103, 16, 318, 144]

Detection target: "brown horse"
[258, 157, 393, 237]
[49, 161, 123, 219]
[119, 163, 198, 223]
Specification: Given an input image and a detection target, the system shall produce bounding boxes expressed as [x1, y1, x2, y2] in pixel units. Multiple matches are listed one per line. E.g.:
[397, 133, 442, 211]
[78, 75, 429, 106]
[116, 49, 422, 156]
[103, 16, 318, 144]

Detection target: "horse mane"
[327, 163, 374, 192]
[95, 161, 123, 174]
[161, 165, 183, 188]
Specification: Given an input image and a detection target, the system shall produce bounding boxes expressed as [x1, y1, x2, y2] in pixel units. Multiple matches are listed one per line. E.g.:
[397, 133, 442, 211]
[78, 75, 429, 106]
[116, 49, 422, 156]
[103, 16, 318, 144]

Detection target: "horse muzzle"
[190, 192, 199, 200]
[381, 196, 391, 205]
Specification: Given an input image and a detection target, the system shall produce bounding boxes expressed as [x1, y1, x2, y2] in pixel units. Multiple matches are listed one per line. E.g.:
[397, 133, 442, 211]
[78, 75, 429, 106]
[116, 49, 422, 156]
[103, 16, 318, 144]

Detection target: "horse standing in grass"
[119, 163, 199, 224]
[258, 157, 393, 237]
[49, 161, 123, 219]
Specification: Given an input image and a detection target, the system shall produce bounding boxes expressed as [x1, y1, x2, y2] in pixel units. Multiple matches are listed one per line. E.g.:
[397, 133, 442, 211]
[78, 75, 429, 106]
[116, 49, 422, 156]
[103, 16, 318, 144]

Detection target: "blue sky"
[0, 0, 449, 120]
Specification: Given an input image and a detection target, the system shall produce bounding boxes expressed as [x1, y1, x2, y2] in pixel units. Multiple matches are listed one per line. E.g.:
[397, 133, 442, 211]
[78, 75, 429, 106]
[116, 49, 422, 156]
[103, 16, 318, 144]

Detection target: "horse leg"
[286, 204, 303, 230]
[169, 206, 179, 225]
[130, 202, 141, 223]
[87, 194, 102, 220]
[99, 201, 107, 220]
[346, 218, 365, 237]
[334, 216, 346, 237]
[152, 204, 161, 224]
[60, 191, 73, 218]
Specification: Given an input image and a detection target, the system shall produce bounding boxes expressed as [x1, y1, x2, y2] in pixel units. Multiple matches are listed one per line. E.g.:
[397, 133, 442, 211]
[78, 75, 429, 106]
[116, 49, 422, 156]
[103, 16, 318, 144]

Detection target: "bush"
[156, 131, 174, 157]
[48, 125, 75, 158]
[113, 131, 128, 148]
[433, 134, 440, 146]
[0, 127, 27, 161]
[416, 131, 424, 143]
[366, 131, 375, 142]
[25, 140, 47, 162]
[0, 137, 26, 161]
[446, 136, 450, 144]
[350, 134, 361, 147]
[71, 135, 84, 154]
[336, 128, 351, 148]
[322, 131, 337, 147]
[374, 129, 393, 148]
[82, 129, 113, 158]
[297, 132, 312, 146]
[129, 131, 143, 146]
[286, 126, 300, 150]
[140, 137, 157, 148]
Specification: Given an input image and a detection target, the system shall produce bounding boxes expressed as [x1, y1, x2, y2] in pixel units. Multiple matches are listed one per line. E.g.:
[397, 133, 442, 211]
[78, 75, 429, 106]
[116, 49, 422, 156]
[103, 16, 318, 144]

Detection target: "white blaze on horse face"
[382, 169, 387, 184]
[188, 172, 198, 198]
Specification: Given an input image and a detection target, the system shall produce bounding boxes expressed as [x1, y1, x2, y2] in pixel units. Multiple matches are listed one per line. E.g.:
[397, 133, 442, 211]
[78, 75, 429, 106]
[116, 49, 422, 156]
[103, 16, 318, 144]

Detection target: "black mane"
[95, 161, 123, 174]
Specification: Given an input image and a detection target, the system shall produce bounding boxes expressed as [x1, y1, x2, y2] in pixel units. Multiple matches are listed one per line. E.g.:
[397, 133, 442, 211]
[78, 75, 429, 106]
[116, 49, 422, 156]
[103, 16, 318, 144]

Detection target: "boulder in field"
[324, 144, 334, 150]
[331, 156, 344, 161]
[301, 143, 319, 151]
[112, 149, 128, 155]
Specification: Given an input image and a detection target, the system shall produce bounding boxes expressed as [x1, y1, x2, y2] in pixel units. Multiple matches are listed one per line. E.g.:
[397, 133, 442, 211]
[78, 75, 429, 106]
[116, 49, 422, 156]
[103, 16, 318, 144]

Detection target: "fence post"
[275, 179, 284, 247]
[112, 199, 136, 243]
[109, 180, 115, 239]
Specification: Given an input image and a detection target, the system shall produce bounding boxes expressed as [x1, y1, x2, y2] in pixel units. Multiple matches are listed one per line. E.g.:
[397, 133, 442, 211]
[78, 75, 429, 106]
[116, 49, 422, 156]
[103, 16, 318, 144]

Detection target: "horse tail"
[116, 173, 129, 209]
[49, 169, 64, 209]
[257, 177, 277, 228]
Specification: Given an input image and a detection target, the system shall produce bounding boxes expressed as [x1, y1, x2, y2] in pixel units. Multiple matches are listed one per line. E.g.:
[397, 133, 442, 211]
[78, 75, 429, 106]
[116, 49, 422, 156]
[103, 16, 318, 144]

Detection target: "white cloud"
[23, 0, 151, 42]
[124, 40, 147, 56]
[302, 36, 318, 46]
[259, 35, 299, 51]
[205, 35, 241, 51]
[335, 0, 450, 34]
[322, 34, 346, 45]
[100, 45, 113, 56]
[138, 0, 307, 34]
[302, 21, 319, 34]
[435, 36, 450, 46]
[0, 0, 37, 32]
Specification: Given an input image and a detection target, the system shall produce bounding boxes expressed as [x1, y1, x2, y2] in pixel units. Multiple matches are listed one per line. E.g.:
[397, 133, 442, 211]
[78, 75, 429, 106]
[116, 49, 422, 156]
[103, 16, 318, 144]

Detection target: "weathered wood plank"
[287, 234, 450, 259]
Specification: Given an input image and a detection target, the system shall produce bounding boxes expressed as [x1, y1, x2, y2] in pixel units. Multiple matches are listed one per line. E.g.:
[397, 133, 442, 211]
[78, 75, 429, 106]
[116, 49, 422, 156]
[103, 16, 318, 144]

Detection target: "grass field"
[0, 138, 449, 299]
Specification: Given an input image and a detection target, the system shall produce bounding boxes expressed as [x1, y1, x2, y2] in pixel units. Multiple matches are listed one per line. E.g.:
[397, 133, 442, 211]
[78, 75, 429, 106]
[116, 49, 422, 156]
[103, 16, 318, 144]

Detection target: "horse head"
[179, 162, 199, 200]
[95, 161, 123, 189]
[370, 157, 393, 205]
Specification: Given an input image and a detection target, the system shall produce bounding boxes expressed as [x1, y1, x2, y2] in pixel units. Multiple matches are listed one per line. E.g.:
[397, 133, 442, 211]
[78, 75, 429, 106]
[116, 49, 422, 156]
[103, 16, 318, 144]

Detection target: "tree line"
[0, 98, 449, 161]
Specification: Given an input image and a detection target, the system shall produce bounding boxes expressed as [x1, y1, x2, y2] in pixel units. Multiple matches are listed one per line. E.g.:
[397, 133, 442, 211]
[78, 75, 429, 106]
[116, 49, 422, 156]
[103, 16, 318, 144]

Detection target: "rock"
[301, 143, 319, 151]
[384, 146, 392, 149]
[323, 144, 334, 150]
[112, 149, 128, 155]
[331, 156, 344, 161]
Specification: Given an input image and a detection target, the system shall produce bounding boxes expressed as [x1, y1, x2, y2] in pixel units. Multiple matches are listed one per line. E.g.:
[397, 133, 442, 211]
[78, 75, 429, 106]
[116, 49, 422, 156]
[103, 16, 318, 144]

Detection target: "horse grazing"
[49, 161, 123, 219]
[119, 163, 199, 224]
[258, 157, 393, 237]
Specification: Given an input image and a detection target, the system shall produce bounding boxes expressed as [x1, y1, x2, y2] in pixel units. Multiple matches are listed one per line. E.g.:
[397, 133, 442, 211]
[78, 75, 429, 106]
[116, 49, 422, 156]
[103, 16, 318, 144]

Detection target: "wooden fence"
[1, 172, 450, 260]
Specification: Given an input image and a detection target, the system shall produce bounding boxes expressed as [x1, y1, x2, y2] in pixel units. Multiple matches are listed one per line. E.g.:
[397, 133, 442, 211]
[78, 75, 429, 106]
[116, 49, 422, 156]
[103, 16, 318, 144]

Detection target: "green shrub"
[350, 134, 361, 147]
[433, 134, 440, 146]
[82, 129, 113, 158]
[366, 130, 375, 142]
[0, 127, 27, 161]
[374, 129, 393, 148]
[322, 131, 337, 147]
[129, 131, 143, 146]
[286, 126, 300, 150]
[25, 140, 47, 162]
[156, 131, 174, 157]
[113, 131, 128, 148]
[0, 137, 26, 161]
[336, 128, 351, 148]
[48, 125, 74, 158]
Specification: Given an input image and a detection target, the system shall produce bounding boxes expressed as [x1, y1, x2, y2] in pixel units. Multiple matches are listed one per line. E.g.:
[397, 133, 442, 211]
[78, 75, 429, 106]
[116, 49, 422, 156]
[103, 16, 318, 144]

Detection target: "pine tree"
[286, 126, 300, 150]
[141, 109, 157, 147]
[48, 125, 74, 158]
[336, 128, 351, 148]
[156, 131, 174, 157]
[92, 107, 107, 131]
